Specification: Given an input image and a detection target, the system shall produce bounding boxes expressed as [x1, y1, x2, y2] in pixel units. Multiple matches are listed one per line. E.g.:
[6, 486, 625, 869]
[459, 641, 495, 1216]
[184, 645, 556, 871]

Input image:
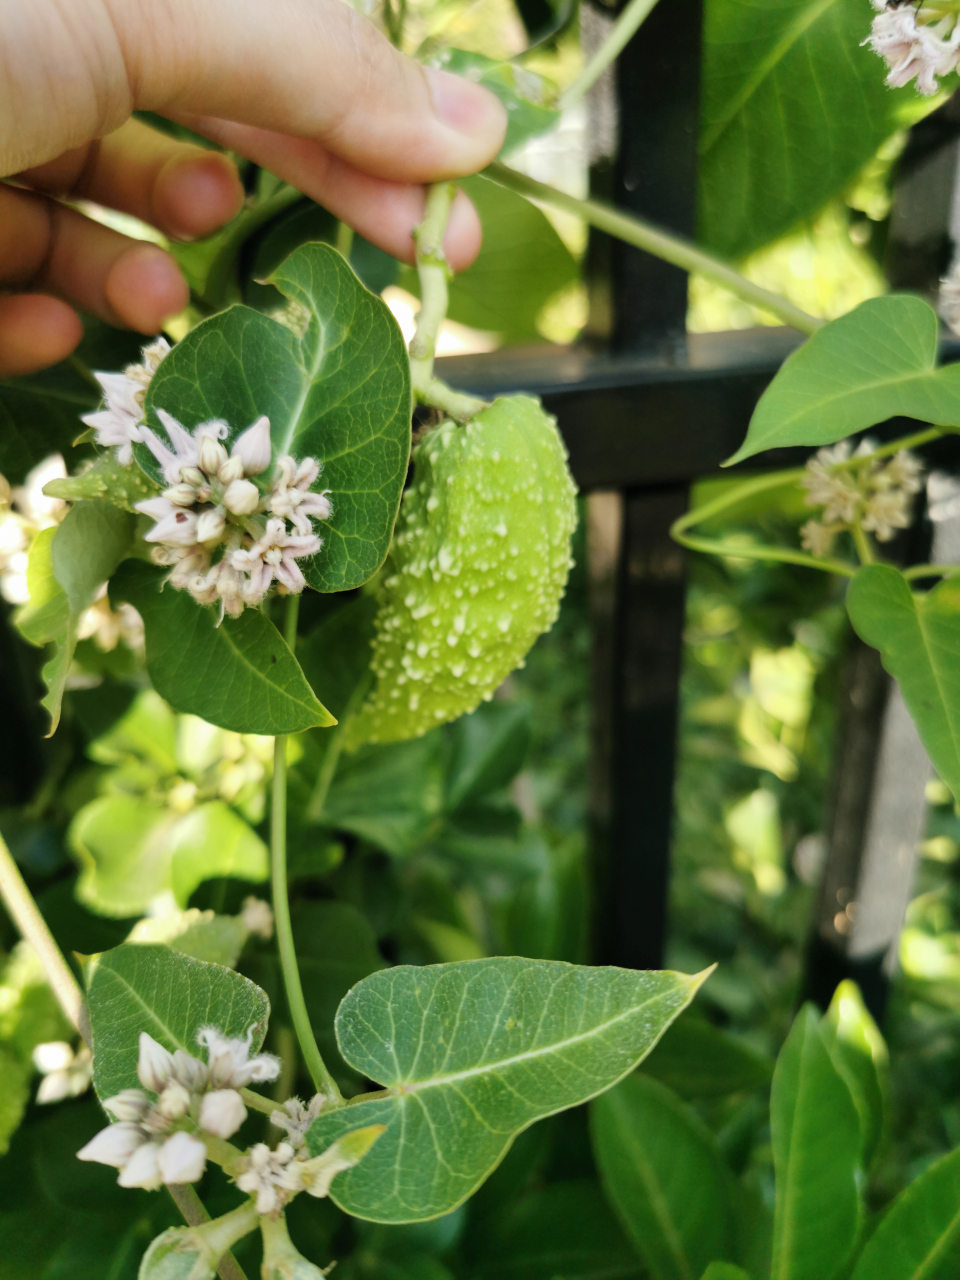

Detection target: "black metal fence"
[438, 1, 960, 1021]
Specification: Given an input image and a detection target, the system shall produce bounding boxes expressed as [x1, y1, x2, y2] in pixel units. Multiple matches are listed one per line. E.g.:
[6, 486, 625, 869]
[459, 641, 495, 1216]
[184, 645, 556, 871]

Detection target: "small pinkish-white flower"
[157, 1131, 207, 1185]
[172, 1050, 210, 1094]
[268, 455, 332, 535]
[865, 8, 960, 95]
[80, 339, 170, 464]
[232, 518, 321, 595]
[142, 412, 229, 485]
[138, 1032, 174, 1093]
[196, 1026, 280, 1089]
[270, 1095, 325, 1149]
[199, 1089, 248, 1139]
[155, 1080, 192, 1122]
[235, 1141, 302, 1215]
[77, 1122, 146, 1169]
[138, 499, 201, 548]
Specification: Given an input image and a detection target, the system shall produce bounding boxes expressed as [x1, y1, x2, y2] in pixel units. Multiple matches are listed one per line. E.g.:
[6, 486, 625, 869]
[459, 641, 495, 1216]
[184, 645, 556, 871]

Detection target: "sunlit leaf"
[86, 943, 270, 1099]
[846, 565, 960, 804]
[727, 296, 960, 465]
[821, 980, 887, 1166]
[306, 959, 709, 1222]
[700, 0, 929, 258]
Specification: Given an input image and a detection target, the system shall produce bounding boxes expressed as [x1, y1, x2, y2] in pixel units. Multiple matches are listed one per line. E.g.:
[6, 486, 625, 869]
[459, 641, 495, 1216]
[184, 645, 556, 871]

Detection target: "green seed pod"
[346, 395, 577, 747]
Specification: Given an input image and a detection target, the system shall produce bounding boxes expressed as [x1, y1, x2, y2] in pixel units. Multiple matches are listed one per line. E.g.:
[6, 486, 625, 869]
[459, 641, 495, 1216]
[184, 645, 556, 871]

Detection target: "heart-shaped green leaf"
[727, 296, 960, 465]
[306, 958, 709, 1222]
[87, 943, 270, 1100]
[700, 0, 929, 259]
[142, 242, 411, 592]
[592, 1075, 738, 1280]
[850, 1144, 960, 1279]
[770, 1006, 861, 1280]
[109, 560, 333, 735]
[846, 564, 960, 804]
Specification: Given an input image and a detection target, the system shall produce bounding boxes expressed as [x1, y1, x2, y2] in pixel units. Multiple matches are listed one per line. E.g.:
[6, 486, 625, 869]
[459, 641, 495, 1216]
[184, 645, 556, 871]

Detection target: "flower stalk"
[484, 162, 823, 335]
[272, 595, 344, 1104]
[409, 182, 489, 423]
[560, 0, 662, 108]
[0, 830, 90, 1043]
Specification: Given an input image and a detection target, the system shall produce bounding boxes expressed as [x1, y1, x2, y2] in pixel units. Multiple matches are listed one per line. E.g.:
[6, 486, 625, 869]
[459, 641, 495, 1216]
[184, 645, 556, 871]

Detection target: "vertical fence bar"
[589, 0, 703, 967]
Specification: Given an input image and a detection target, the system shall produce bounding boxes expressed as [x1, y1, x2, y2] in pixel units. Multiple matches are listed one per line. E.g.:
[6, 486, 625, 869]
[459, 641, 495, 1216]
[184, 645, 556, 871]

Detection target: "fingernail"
[425, 66, 507, 141]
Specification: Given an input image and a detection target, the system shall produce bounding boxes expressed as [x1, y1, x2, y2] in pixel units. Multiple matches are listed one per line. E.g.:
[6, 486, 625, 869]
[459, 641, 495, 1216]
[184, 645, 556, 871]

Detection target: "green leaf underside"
[846, 565, 960, 804]
[592, 1075, 737, 1280]
[770, 1006, 861, 1280]
[87, 943, 270, 1100]
[700, 0, 926, 259]
[728, 296, 960, 464]
[306, 958, 706, 1222]
[142, 242, 411, 593]
[44, 452, 161, 512]
[851, 1145, 960, 1280]
[431, 50, 559, 156]
[109, 560, 333, 735]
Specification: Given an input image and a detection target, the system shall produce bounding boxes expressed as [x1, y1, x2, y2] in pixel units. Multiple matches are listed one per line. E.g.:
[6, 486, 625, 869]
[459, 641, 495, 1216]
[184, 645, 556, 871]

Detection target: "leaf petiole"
[271, 594, 345, 1105]
[560, 0, 662, 109]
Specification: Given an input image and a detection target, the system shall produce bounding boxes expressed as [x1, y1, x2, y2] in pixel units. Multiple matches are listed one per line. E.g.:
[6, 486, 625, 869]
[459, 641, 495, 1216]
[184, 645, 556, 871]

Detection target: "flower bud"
[118, 1139, 163, 1190]
[233, 415, 272, 476]
[218, 454, 245, 485]
[138, 1032, 174, 1092]
[180, 466, 206, 486]
[223, 478, 260, 516]
[199, 1088, 247, 1139]
[155, 1079, 192, 1121]
[77, 1122, 145, 1168]
[199, 435, 229, 477]
[163, 482, 199, 507]
[103, 1088, 151, 1123]
[157, 1131, 207, 1185]
[196, 507, 227, 543]
[172, 1049, 209, 1094]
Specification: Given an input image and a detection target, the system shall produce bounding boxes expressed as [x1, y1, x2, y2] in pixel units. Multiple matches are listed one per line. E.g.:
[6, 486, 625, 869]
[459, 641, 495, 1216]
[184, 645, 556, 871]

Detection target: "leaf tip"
[688, 962, 718, 994]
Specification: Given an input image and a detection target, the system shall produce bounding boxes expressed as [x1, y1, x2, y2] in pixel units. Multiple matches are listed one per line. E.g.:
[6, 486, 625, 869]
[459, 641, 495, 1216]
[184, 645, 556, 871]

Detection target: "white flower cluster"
[135, 411, 332, 618]
[800, 439, 924, 556]
[81, 339, 171, 464]
[864, 0, 960, 96]
[33, 1040, 93, 1104]
[77, 1026, 279, 1190]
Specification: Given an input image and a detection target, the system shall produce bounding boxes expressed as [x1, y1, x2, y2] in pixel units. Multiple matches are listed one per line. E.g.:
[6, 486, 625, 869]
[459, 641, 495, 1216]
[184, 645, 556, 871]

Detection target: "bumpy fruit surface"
[346, 395, 577, 747]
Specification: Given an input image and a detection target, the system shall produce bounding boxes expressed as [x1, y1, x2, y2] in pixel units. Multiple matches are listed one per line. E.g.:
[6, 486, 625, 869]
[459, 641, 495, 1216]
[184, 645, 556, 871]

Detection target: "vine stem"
[669, 468, 858, 577]
[410, 183, 489, 422]
[0, 830, 90, 1044]
[272, 594, 344, 1105]
[560, 0, 661, 108]
[484, 162, 823, 335]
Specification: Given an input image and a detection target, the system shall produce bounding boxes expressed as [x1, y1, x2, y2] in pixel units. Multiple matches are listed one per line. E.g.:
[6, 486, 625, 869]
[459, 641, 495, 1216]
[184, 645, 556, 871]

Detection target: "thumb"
[109, 0, 507, 182]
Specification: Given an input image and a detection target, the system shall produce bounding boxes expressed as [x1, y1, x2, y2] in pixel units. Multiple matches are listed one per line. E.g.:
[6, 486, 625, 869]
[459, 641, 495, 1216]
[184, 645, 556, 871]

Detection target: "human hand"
[0, 0, 507, 377]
